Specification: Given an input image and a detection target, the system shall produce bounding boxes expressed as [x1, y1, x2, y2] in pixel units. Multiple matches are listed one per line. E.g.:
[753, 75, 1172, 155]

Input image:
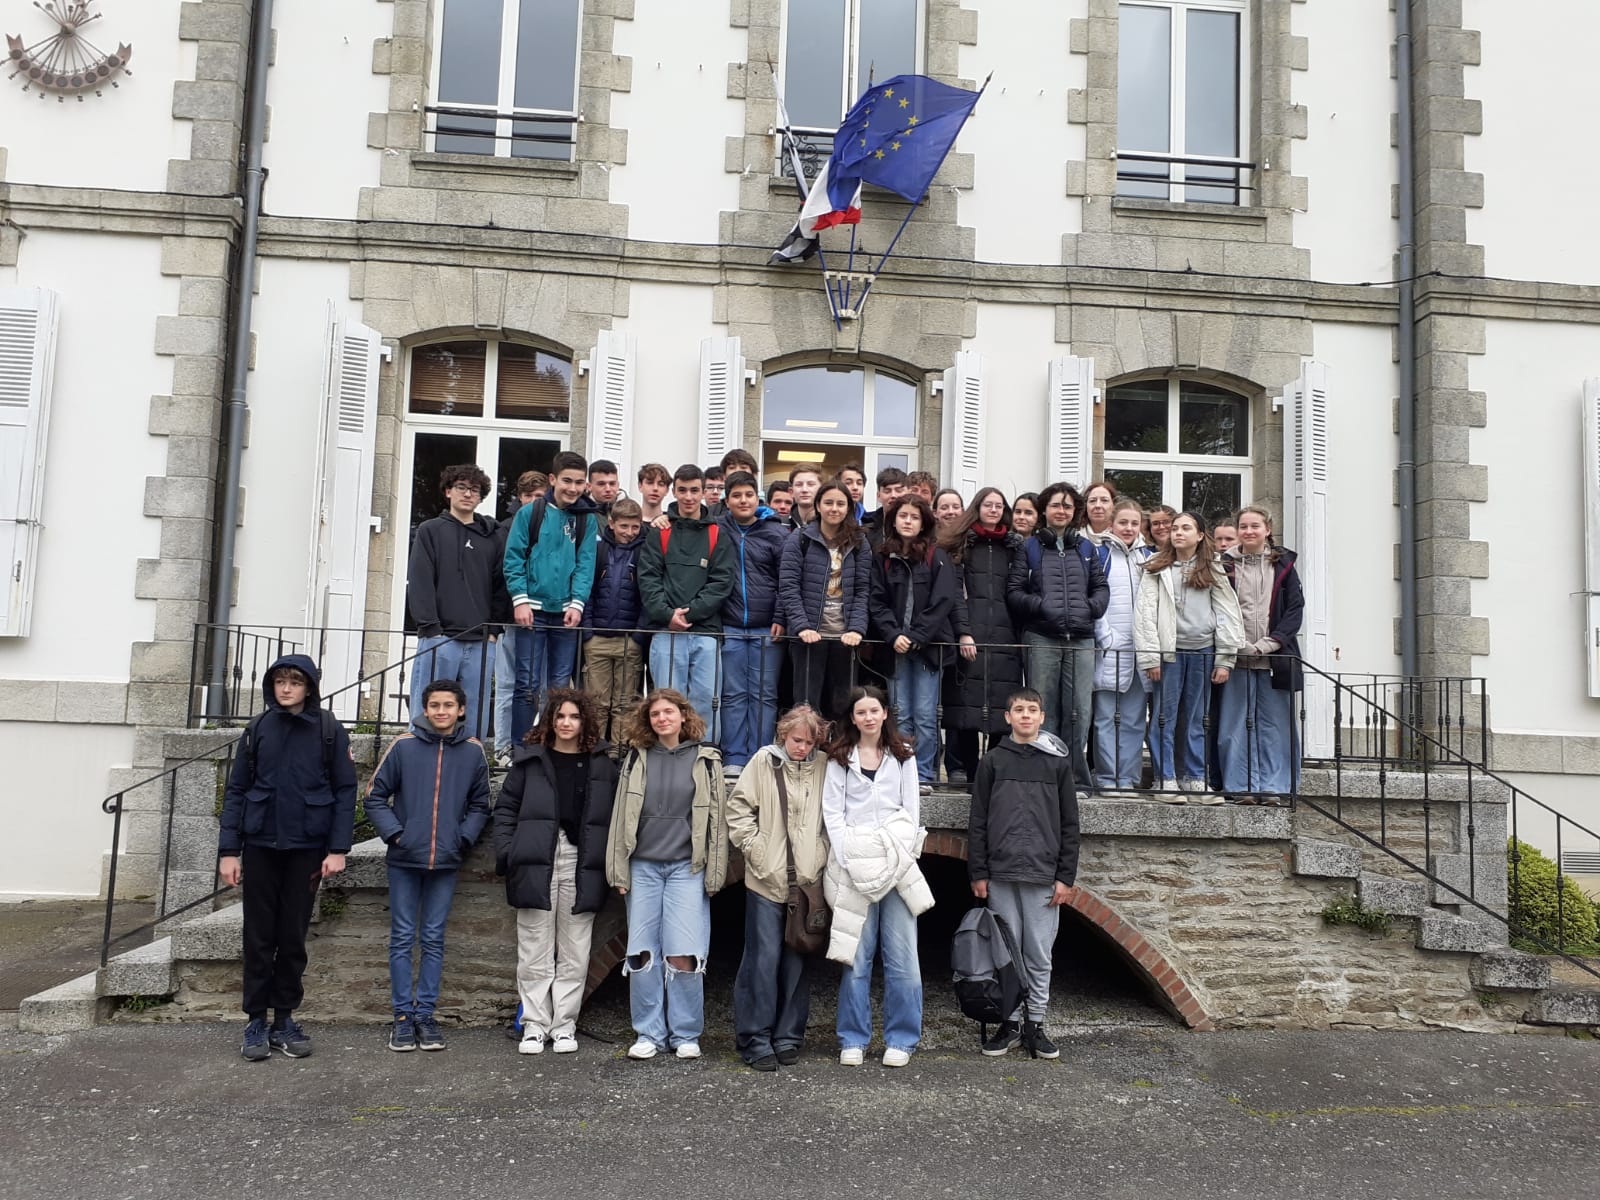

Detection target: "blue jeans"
[889, 653, 941, 783]
[493, 631, 516, 755]
[1150, 648, 1214, 785]
[1216, 668, 1299, 795]
[837, 888, 922, 1054]
[409, 635, 493, 739]
[733, 890, 811, 1063]
[1023, 632, 1094, 788]
[721, 629, 782, 768]
[386, 864, 460, 1018]
[513, 614, 580, 743]
[1093, 685, 1148, 789]
[623, 858, 711, 1049]
[648, 633, 720, 742]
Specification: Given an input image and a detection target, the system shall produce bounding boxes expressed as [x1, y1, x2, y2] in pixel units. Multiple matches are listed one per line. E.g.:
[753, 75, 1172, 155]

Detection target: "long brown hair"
[524, 687, 603, 752]
[877, 494, 936, 561]
[939, 486, 1010, 563]
[621, 688, 707, 750]
[1144, 510, 1220, 588]
[814, 479, 864, 550]
[825, 686, 914, 766]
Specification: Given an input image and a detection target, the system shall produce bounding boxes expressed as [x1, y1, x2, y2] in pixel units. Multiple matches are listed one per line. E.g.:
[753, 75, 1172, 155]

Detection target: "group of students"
[219, 649, 1079, 1068]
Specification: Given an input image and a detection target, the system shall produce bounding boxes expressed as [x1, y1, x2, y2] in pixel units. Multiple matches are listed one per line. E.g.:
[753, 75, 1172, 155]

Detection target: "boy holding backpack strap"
[966, 687, 1080, 1059]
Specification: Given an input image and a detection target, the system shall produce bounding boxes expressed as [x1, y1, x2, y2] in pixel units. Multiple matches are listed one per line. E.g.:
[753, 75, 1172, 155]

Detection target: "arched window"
[1102, 376, 1251, 522]
[759, 363, 919, 487]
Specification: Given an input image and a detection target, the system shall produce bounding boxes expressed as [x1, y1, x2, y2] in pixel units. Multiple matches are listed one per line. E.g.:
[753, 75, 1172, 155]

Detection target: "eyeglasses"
[449, 484, 483, 497]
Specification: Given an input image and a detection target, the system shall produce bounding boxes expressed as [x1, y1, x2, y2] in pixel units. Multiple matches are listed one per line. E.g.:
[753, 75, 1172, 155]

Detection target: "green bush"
[1508, 838, 1599, 953]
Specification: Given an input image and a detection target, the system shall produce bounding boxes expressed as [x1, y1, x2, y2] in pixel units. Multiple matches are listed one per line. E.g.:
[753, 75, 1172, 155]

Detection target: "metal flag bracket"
[823, 270, 876, 320]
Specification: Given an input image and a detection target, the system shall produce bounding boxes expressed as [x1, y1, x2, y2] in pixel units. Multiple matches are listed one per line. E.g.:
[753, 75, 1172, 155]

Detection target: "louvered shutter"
[584, 330, 636, 479]
[940, 351, 984, 503]
[698, 337, 746, 467]
[1046, 354, 1094, 485]
[1283, 360, 1331, 755]
[0, 287, 60, 638]
[1583, 380, 1600, 697]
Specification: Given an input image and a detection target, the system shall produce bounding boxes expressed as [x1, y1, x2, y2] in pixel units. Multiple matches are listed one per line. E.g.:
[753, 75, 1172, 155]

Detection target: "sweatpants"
[985, 881, 1060, 1023]
[240, 845, 325, 1018]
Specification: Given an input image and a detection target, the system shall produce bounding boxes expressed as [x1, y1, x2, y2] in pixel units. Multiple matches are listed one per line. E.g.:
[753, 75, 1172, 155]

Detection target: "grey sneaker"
[241, 1017, 270, 1062]
[268, 1017, 312, 1059]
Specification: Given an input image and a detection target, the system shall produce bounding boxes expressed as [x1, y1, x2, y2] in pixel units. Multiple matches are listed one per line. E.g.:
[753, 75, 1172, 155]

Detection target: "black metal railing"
[1115, 150, 1256, 206]
[423, 105, 577, 158]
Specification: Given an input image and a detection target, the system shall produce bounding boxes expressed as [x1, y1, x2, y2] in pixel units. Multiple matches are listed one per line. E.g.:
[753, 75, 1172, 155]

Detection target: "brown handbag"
[773, 760, 831, 955]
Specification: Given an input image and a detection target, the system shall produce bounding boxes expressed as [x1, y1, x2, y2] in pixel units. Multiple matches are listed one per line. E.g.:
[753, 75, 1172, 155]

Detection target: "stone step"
[1416, 911, 1502, 954]
[96, 937, 176, 998]
[170, 902, 243, 962]
[1469, 949, 1552, 992]
[1292, 838, 1362, 879]
[1526, 988, 1600, 1027]
[1299, 767, 1509, 806]
[1357, 873, 1430, 918]
[18, 970, 107, 1035]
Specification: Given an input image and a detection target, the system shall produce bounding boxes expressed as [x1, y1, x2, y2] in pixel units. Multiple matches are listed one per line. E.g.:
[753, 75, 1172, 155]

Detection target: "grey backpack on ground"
[951, 904, 1026, 1042]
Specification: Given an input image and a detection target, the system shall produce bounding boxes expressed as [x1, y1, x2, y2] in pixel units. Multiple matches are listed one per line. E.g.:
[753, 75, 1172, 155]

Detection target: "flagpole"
[769, 61, 843, 329]
[844, 63, 877, 316]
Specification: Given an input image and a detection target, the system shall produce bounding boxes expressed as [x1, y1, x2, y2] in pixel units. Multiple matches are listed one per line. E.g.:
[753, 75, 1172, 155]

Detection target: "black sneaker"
[1021, 1020, 1060, 1060]
[241, 1017, 270, 1062]
[947, 768, 968, 786]
[269, 1017, 313, 1059]
[980, 1021, 1020, 1056]
[774, 1047, 800, 1066]
[389, 1016, 418, 1053]
[747, 1054, 779, 1073]
[415, 1015, 446, 1051]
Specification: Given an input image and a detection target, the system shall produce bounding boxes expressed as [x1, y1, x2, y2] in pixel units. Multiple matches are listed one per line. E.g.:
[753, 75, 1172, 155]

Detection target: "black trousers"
[240, 845, 324, 1019]
[788, 640, 859, 723]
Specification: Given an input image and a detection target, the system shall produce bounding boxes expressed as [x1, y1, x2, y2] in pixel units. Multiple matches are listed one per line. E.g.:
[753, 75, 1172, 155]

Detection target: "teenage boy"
[636, 462, 672, 524]
[504, 451, 600, 743]
[966, 687, 1079, 1061]
[218, 654, 358, 1062]
[905, 470, 938, 505]
[840, 463, 868, 521]
[587, 460, 621, 516]
[766, 480, 794, 521]
[638, 463, 736, 734]
[717, 471, 788, 776]
[492, 471, 546, 766]
[720, 448, 760, 480]
[584, 496, 648, 745]
[366, 680, 492, 1052]
[863, 466, 908, 548]
[786, 465, 822, 530]
[703, 465, 727, 513]
[408, 464, 504, 738]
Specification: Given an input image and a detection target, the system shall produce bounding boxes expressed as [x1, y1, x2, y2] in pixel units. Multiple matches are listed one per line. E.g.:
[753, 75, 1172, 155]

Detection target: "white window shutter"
[1583, 379, 1600, 698]
[697, 336, 746, 467]
[584, 330, 636, 479]
[940, 351, 984, 503]
[0, 287, 60, 638]
[1046, 354, 1094, 485]
[1283, 360, 1332, 755]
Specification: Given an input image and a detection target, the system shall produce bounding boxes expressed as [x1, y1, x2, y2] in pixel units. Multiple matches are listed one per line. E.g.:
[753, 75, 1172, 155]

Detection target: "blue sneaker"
[269, 1017, 313, 1059]
[240, 1017, 270, 1062]
[416, 1015, 446, 1051]
[389, 1015, 417, 1053]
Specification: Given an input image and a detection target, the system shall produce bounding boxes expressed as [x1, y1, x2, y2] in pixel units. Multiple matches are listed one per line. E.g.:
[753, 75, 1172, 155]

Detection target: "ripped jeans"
[623, 857, 711, 1050]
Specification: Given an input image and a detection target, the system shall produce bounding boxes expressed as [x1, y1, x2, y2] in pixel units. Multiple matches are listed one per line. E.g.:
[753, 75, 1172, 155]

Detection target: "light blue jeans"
[1093, 685, 1148, 790]
[409, 635, 493, 739]
[889, 654, 941, 784]
[386, 864, 460, 1019]
[623, 857, 711, 1050]
[720, 629, 782, 769]
[837, 888, 922, 1054]
[1150, 648, 1214, 785]
[1216, 668, 1298, 796]
[493, 632, 516, 755]
[649, 633, 720, 742]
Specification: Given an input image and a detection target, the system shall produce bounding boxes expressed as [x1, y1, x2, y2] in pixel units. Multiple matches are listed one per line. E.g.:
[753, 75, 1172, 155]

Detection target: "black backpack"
[951, 904, 1026, 1042]
[524, 495, 590, 555]
[242, 708, 341, 784]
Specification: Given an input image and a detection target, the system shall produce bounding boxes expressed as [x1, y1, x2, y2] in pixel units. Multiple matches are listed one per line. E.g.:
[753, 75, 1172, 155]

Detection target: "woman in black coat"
[938, 487, 1027, 784]
[493, 687, 619, 1056]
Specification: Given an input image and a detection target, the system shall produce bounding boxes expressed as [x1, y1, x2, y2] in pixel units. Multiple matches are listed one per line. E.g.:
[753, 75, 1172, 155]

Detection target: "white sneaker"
[518, 1032, 545, 1055]
[882, 1047, 911, 1068]
[1180, 779, 1224, 805]
[495, 747, 513, 769]
[627, 1039, 659, 1060]
[1156, 780, 1186, 804]
[674, 1041, 702, 1060]
[839, 1047, 865, 1066]
[551, 1033, 578, 1054]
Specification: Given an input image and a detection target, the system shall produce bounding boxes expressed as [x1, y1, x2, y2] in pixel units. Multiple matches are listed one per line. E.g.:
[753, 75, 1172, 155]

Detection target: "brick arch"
[921, 831, 1214, 1032]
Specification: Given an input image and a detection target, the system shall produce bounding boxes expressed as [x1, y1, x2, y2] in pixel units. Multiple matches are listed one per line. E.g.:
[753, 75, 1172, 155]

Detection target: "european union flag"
[828, 74, 982, 207]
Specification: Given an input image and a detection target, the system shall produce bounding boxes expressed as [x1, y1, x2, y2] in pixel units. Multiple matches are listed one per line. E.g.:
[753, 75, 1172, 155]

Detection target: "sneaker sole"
[241, 1047, 270, 1062]
[273, 1044, 311, 1059]
[1032, 1048, 1062, 1060]
[627, 1047, 658, 1060]
[518, 1043, 545, 1056]
[388, 1041, 417, 1053]
[980, 1043, 1018, 1057]
[552, 1043, 579, 1054]
[417, 1042, 445, 1051]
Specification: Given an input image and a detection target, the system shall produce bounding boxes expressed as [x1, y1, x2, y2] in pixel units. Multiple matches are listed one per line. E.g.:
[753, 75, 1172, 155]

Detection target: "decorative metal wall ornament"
[6, 1, 132, 100]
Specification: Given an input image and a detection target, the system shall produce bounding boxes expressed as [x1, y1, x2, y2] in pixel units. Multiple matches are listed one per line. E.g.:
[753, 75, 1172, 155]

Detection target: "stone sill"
[1111, 196, 1269, 224]
[766, 174, 921, 208]
[411, 152, 581, 180]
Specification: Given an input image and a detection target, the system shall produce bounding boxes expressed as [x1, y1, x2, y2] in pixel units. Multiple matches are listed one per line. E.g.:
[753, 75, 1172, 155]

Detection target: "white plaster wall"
[0, 232, 169, 680]
[1313, 322, 1400, 676]
[0, 3, 190, 192]
[1500, 773, 1600, 867]
[1471, 319, 1600, 736]
[1464, 1, 1600, 286]
[967, 301, 1057, 494]
[1292, 0, 1396, 284]
[958, 0, 1083, 263]
[610, 7, 744, 245]
[0, 724, 134, 896]
[261, 0, 389, 220]
[611, 281, 713, 472]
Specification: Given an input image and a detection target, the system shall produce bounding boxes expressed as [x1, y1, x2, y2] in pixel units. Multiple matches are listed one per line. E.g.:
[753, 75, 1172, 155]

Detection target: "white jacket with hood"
[1093, 536, 1152, 693]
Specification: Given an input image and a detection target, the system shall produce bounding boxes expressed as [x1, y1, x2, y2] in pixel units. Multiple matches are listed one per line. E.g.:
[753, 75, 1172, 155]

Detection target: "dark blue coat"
[218, 654, 359, 856]
[778, 522, 872, 637]
[717, 509, 789, 630]
[364, 718, 492, 870]
[584, 525, 646, 643]
[1007, 527, 1110, 640]
[870, 544, 961, 669]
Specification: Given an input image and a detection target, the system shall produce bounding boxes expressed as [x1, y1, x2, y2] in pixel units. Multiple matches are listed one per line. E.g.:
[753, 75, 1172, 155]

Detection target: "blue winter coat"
[717, 509, 789, 630]
[778, 522, 872, 636]
[364, 718, 492, 870]
[218, 653, 359, 856]
[584, 524, 647, 643]
[1007, 527, 1110, 640]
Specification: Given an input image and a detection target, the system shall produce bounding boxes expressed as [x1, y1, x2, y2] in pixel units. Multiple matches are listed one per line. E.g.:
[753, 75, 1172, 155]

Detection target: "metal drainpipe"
[1396, 0, 1419, 681]
[205, 0, 274, 717]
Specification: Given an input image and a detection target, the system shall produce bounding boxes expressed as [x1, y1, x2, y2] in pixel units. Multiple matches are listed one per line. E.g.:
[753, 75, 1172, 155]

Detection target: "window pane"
[785, 0, 849, 128]
[497, 436, 563, 521]
[1117, 4, 1171, 152]
[1182, 471, 1242, 526]
[410, 342, 487, 418]
[437, 0, 502, 106]
[1104, 380, 1169, 453]
[873, 372, 916, 438]
[435, 112, 496, 155]
[1177, 382, 1249, 457]
[408, 433, 480, 548]
[1103, 468, 1164, 514]
[762, 367, 865, 437]
[1184, 9, 1238, 159]
[856, 0, 918, 96]
[496, 345, 571, 422]
[515, 0, 579, 111]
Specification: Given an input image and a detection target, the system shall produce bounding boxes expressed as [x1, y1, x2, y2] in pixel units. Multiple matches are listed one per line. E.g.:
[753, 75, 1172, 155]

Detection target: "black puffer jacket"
[492, 743, 619, 912]
[943, 528, 1027, 732]
[869, 544, 960, 670]
[1006, 527, 1109, 639]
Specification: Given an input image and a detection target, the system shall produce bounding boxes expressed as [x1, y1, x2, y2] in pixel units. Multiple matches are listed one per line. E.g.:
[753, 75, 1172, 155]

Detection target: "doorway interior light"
[785, 419, 839, 430]
[775, 450, 828, 463]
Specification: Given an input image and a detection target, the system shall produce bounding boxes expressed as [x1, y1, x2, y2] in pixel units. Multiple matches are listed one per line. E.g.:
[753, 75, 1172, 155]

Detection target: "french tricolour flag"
[769, 162, 862, 265]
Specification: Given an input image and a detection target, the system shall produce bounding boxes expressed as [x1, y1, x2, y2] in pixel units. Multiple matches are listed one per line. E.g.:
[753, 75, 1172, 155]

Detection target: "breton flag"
[771, 73, 983, 267]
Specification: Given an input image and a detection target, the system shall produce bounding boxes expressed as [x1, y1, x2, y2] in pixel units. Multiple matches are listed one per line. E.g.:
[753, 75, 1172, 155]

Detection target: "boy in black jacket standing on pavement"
[218, 654, 358, 1062]
[967, 687, 1080, 1060]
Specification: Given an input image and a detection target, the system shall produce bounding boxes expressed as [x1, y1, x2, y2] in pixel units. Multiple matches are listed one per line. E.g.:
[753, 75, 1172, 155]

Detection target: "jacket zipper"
[428, 741, 443, 869]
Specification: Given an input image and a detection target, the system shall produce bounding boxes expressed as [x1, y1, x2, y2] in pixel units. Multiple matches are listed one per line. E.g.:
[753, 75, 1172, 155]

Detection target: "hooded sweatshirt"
[407, 509, 503, 640]
[967, 732, 1080, 888]
[365, 716, 492, 871]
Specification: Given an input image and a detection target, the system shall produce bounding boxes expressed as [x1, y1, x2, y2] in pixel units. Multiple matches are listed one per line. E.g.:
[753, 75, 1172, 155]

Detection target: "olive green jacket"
[605, 742, 729, 895]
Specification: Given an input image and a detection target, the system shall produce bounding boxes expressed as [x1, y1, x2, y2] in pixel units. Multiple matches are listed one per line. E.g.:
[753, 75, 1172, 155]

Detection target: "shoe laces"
[417, 1016, 442, 1037]
[244, 1019, 269, 1045]
[276, 1017, 305, 1041]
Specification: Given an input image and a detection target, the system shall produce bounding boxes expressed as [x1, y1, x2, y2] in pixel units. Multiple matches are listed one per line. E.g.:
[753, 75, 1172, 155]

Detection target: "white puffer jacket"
[823, 809, 934, 966]
[1094, 537, 1152, 693]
